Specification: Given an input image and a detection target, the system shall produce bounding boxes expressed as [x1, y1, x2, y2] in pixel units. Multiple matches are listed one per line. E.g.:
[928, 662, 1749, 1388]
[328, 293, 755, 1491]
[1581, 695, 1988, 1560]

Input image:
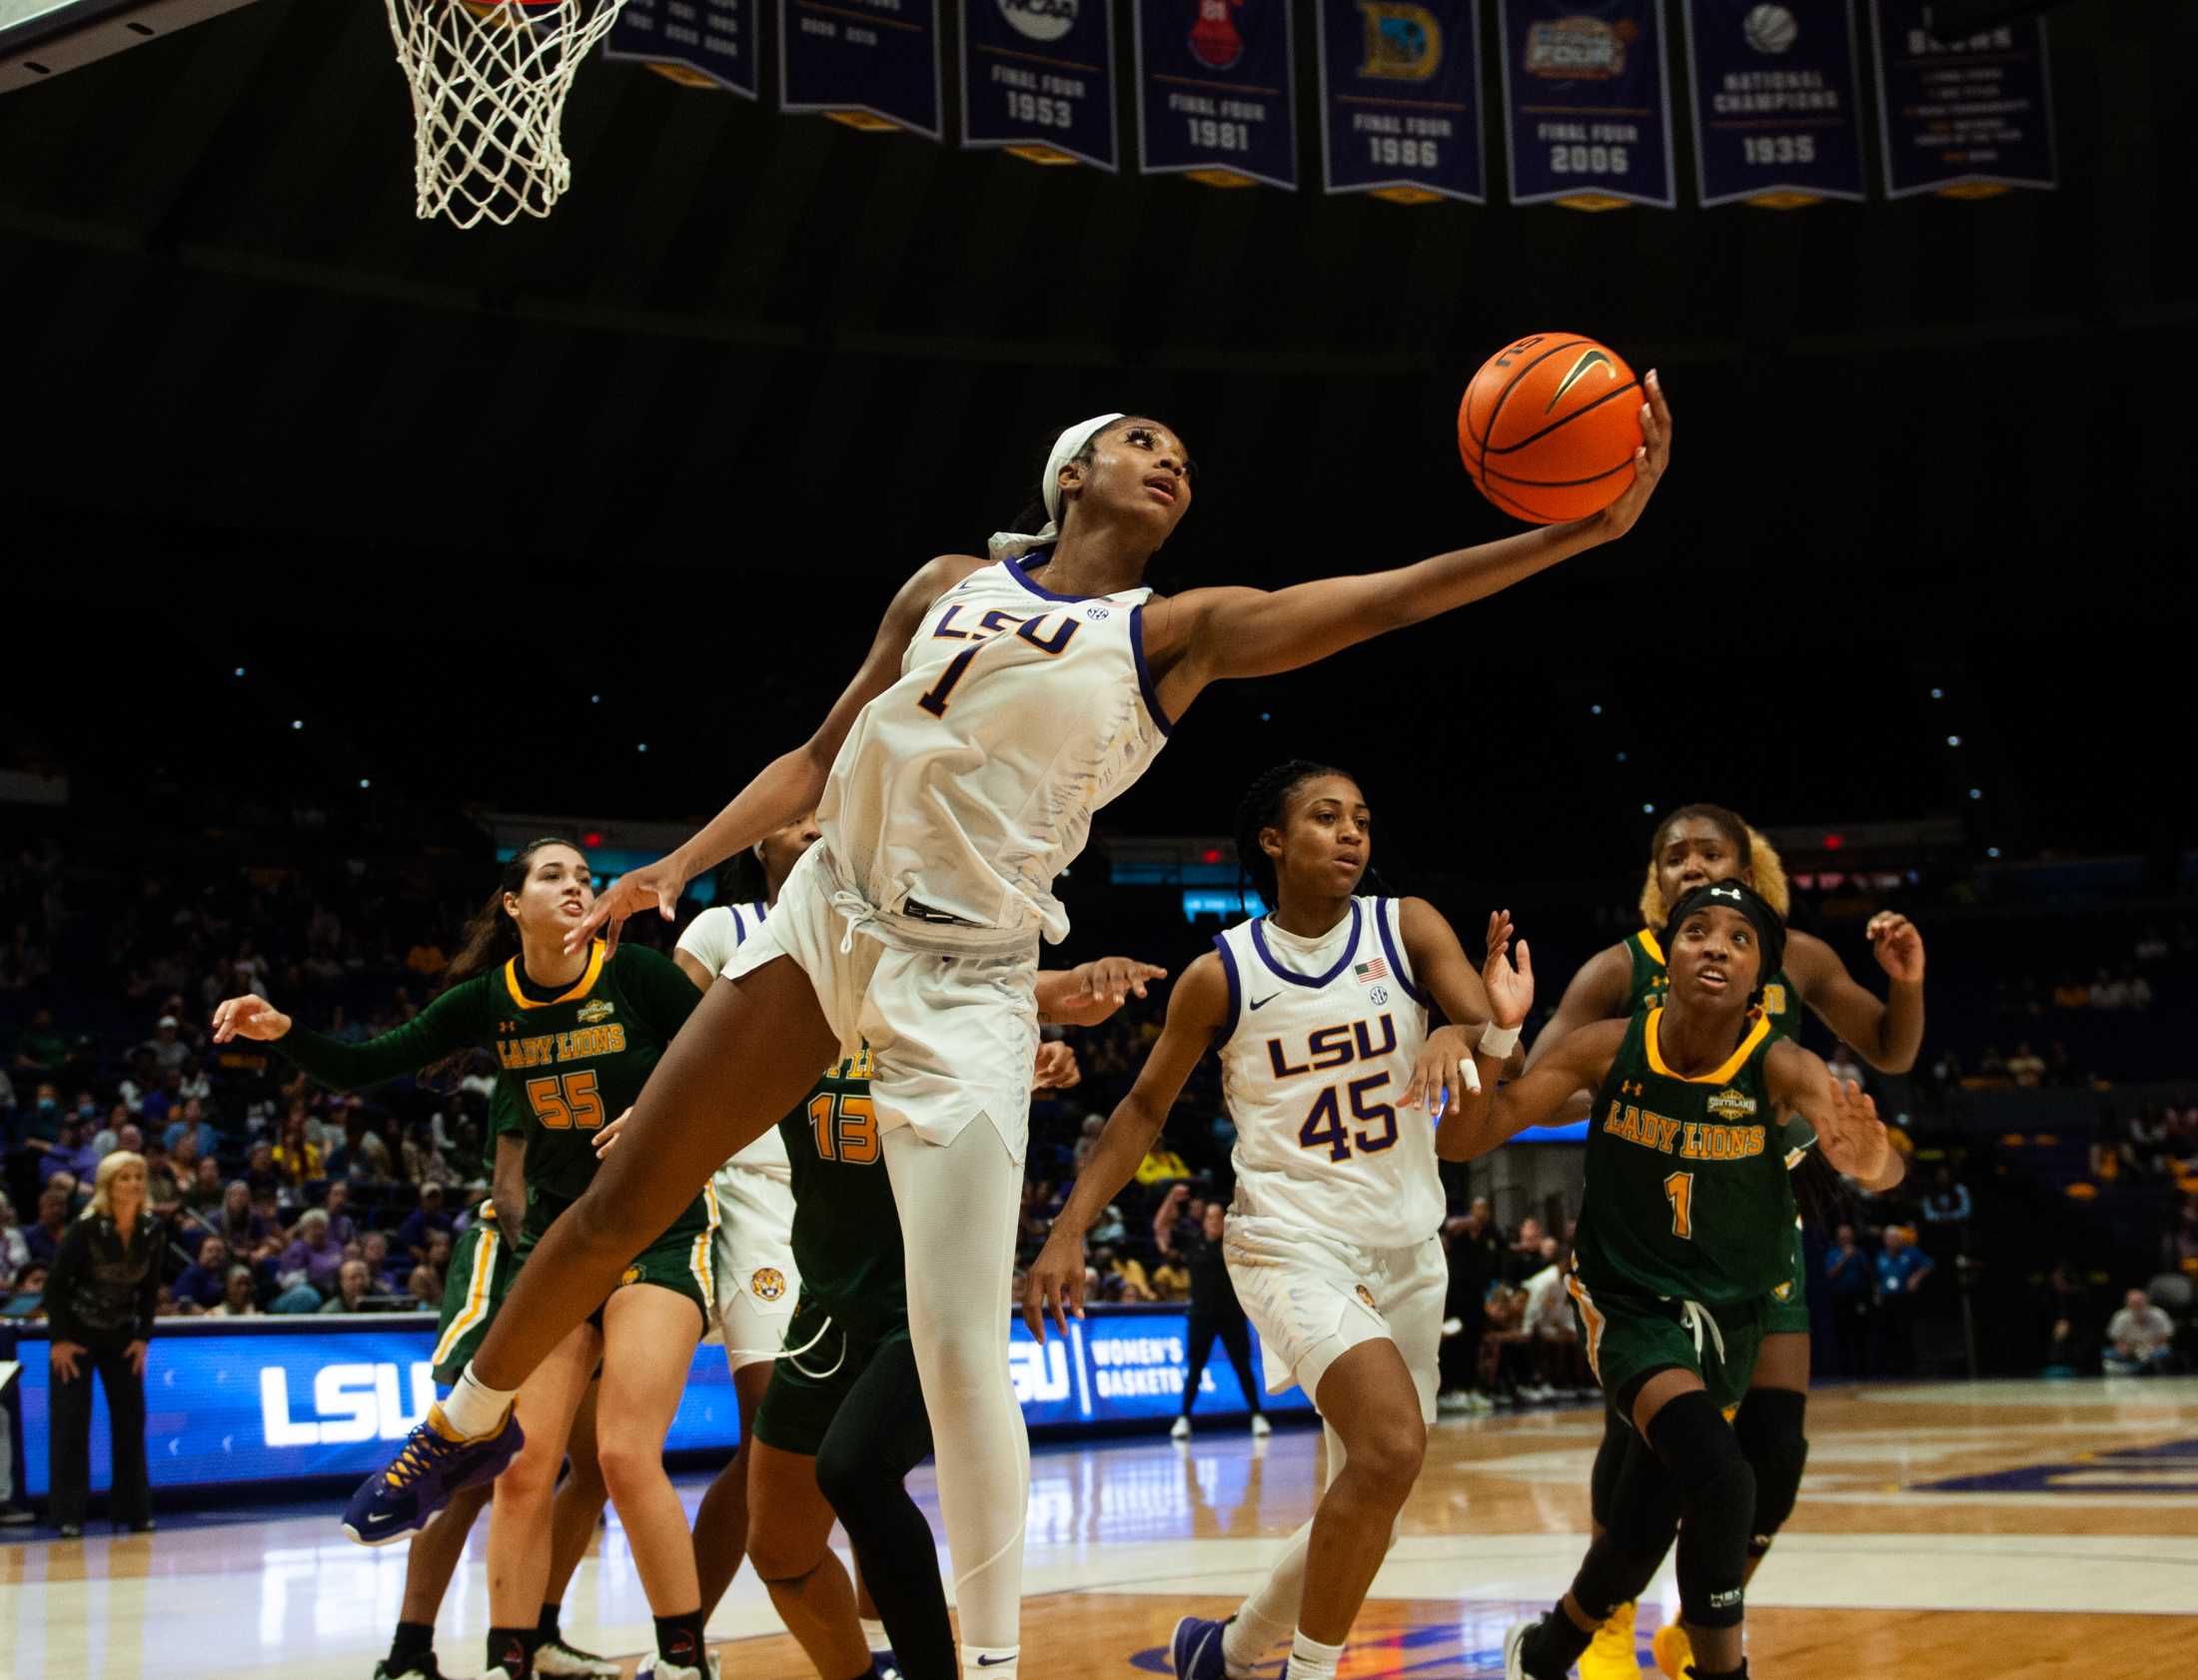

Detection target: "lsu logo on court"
[1525, 15, 1634, 79]
[1707, 1087, 1759, 1123]
[576, 998, 614, 1025]
[1356, 2, 1441, 81]
[750, 1266, 787, 1302]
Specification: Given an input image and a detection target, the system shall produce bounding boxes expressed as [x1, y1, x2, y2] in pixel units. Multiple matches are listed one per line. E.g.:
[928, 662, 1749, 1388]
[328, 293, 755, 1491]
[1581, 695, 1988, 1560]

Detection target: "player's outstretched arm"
[1768, 1042, 1905, 1193]
[1036, 956, 1171, 1028]
[1022, 954, 1226, 1340]
[1785, 918, 1927, 1074]
[1145, 375, 1668, 713]
[567, 553, 988, 953]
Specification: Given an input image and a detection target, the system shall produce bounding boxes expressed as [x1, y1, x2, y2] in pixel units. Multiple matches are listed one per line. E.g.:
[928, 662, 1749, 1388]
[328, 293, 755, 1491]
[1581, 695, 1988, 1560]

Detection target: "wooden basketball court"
[8, 1377, 2194, 1677]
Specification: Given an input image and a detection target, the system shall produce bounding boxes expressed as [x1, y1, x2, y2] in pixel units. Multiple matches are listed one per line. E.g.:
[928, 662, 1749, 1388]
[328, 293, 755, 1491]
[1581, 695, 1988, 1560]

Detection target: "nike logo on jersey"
[1248, 993, 1282, 1011]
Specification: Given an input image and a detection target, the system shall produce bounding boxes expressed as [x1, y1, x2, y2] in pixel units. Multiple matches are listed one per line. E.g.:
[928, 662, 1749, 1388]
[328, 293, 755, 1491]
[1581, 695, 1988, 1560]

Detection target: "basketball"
[1744, 3, 1800, 54]
[1457, 333, 1645, 524]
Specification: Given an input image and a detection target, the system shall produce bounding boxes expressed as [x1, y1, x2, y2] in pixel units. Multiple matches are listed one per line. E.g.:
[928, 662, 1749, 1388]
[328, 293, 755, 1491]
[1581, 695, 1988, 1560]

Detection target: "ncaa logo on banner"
[1525, 15, 1634, 79]
[1356, 2, 1443, 81]
[999, 0, 1079, 42]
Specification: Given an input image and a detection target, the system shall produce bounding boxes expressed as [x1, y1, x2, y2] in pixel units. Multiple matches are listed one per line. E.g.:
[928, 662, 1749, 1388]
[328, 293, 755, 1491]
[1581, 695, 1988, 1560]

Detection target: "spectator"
[12, 1006, 67, 1072]
[207, 1265, 262, 1317]
[1087, 1244, 1156, 1303]
[1503, 1216, 1547, 1285]
[1159, 1201, 1266, 1439]
[396, 1117, 451, 1189]
[25, 1186, 72, 1264]
[175, 1057, 212, 1106]
[405, 1263, 442, 1308]
[45, 1151, 160, 1536]
[0, 1193, 30, 1277]
[423, 1229, 454, 1282]
[180, 1156, 225, 1218]
[2, 1263, 48, 1319]
[2088, 968, 2128, 1011]
[142, 1015, 191, 1075]
[361, 1230, 402, 1293]
[87, 1104, 131, 1157]
[244, 1142, 281, 1200]
[2005, 1042, 2045, 1088]
[319, 1258, 379, 1314]
[277, 1208, 346, 1300]
[35, 1117, 99, 1189]
[1874, 1226, 1934, 1375]
[141, 1141, 182, 1219]
[1822, 1225, 1873, 1375]
[2102, 1288, 2176, 1375]
[1133, 1141, 1192, 1186]
[1439, 1201, 1503, 1404]
[1920, 1166, 1972, 1228]
[322, 1181, 360, 1248]
[139, 1071, 181, 1130]
[397, 1184, 456, 1263]
[213, 1180, 275, 1260]
[162, 1098, 217, 1161]
[270, 1110, 324, 1190]
[1826, 1041, 1867, 1089]
[173, 1237, 232, 1311]
[1086, 1202, 1128, 1248]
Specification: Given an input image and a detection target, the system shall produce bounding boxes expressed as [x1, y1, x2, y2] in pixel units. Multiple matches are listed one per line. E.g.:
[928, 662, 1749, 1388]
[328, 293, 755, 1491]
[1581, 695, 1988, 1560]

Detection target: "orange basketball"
[1458, 333, 1645, 524]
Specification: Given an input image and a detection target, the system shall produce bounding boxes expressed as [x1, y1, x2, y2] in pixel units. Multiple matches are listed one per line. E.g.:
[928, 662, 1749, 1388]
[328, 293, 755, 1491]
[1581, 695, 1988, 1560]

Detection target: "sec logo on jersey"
[750, 1267, 787, 1302]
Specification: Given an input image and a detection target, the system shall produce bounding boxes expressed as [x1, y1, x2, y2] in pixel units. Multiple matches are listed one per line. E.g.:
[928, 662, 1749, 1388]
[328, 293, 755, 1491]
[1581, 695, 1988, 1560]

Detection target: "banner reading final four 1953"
[1135, 0, 1299, 190]
[1681, 1, 1865, 207]
[1869, 0, 2055, 198]
[1498, 0, 1674, 209]
[962, 0, 1119, 171]
[1317, 0, 1485, 204]
[603, 0, 759, 96]
[779, 0, 944, 137]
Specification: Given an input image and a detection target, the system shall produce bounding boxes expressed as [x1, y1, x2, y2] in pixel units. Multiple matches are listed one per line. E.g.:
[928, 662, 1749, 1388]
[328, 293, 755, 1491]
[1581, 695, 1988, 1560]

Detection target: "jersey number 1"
[1663, 1171, 1694, 1239]
[916, 611, 1079, 717]
[526, 1070, 603, 1130]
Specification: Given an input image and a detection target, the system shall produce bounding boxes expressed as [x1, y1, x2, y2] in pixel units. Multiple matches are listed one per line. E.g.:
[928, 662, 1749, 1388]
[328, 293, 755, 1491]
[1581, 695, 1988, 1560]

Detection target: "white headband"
[987, 412, 1126, 561]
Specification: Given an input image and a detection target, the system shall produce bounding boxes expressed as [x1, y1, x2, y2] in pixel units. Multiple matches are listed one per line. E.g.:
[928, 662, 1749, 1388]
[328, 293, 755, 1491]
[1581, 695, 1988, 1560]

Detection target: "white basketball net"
[383, 0, 627, 229]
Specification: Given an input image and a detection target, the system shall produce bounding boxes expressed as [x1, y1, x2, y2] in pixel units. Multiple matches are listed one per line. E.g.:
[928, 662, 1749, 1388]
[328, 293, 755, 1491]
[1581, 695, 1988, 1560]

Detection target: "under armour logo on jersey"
[1621, 1079, 1644, 1097]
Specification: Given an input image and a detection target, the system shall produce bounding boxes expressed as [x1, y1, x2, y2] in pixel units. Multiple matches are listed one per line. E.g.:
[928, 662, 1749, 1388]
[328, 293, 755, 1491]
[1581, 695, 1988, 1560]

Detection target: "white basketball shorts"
[705, 1161, 799, 1372]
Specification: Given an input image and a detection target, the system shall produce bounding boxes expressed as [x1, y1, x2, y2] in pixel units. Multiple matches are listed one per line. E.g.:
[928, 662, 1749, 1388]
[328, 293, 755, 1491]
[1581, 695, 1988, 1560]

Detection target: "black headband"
[1660, 880, 1786, 986]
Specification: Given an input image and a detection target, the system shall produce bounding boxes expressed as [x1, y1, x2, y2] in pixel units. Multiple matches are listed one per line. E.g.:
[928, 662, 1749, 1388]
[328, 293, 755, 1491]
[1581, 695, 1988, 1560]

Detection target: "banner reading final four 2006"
[604, 0, 758, 95]
[1317, 0, 1484, 204]
[1682, 1, 1864, 207]
[779, 0, 943, 137]
[1869, 0, 2054, 198]
[962, 0, 1119, 171]
[1136, 0, 1298, 190]
[1498, 0, 1673, 209]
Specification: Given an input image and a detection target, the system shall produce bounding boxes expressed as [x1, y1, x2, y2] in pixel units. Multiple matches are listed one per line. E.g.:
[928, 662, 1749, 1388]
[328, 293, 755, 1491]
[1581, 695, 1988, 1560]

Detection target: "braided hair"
[1233, 760, 1357, 912]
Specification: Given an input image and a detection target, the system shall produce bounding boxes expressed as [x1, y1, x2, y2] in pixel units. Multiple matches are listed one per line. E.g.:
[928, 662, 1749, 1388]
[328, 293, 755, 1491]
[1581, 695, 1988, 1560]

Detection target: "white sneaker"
[537, 1637, 620, 1680]
[1503, 1619, 1533, 1680]
[1249, 1414, 1272, 1437]
[1170, 1415, 1192, 1439]
[636, 1657, 719, 1680]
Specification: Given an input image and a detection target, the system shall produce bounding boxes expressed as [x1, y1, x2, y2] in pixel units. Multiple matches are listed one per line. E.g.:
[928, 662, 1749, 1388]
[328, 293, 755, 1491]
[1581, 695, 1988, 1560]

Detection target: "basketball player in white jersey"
[359, 391, 1672, 1680]
[1024, 762, 1522, 1680]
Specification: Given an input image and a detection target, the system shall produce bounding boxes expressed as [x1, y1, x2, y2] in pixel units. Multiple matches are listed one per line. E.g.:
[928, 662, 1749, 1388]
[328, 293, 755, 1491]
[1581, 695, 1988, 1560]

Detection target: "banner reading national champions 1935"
[1498, 0, 1673, 209]
[1317, 0, 1485, 204]
[1681, 1, 1864, 207]
[778, 0, 944, 137]
[962, 0, 1119, 170]
[1868, 0, 2054, 198]
[604, 0, 759, 95]
[1136, 0, 1298, 190]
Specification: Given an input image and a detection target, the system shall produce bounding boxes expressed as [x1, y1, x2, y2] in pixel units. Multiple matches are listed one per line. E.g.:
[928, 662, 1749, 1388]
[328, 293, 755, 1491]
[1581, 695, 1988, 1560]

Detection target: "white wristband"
[1477, 1021, 1522, 1060]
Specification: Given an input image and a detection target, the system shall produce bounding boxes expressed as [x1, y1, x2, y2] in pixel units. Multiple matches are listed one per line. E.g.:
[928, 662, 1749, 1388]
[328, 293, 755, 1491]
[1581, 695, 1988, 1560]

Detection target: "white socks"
[860, 1616, 890, 1656]
[438, 1365, 516, 1438]
[1287, 1630, 1344, 1679]
[960, 1646, 1017, 1678]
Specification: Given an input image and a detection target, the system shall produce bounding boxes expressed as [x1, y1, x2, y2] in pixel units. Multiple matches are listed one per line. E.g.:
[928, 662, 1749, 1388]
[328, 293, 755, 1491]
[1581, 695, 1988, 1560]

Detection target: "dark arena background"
[2, 1, 2195, 1677]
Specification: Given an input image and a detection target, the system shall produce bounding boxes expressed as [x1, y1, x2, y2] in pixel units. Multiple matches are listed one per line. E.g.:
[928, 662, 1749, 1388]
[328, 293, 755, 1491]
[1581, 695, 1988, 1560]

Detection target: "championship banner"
[1868, 1, 2054, 198]
[1134, 0, 1298, 190]
[1498, 0, 1674, 210]
[779, 0, 944, 136]
[961, 0, 1119, 171]
[1316, 0, 1484, 204]
[1681, 1, 1864, 208]
[603, 0, 759, 96]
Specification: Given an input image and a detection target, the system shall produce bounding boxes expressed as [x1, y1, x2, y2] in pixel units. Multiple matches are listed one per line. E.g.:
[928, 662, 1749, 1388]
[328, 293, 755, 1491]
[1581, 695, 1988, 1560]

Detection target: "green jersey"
[1575, 1007, 1793, 1306]
[1624, 928, 1799, 1045]
[277, 940, 705, 1244]
[779, 1045, 905, 1332]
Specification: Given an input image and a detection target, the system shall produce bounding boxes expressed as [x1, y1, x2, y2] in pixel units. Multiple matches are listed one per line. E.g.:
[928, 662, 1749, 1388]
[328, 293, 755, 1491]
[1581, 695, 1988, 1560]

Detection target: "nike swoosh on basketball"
[1248, 993, 1281, 1011]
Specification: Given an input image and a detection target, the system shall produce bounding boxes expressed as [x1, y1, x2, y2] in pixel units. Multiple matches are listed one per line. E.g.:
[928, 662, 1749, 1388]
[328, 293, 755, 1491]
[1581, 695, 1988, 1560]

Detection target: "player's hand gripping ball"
[1459, 333, 1646, 523]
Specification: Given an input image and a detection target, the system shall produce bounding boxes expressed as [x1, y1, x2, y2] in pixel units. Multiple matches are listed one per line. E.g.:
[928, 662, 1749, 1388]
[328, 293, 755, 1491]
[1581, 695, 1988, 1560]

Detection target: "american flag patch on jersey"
[1354, 958, 1389, 985]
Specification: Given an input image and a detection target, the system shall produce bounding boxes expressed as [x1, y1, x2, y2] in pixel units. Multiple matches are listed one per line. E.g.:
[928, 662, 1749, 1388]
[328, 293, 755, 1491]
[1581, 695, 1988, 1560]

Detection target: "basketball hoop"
[383, 0, 627, 228]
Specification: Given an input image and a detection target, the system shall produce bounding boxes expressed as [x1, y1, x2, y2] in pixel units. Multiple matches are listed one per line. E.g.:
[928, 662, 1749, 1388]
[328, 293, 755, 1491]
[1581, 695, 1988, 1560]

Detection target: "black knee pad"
[1732, 1387, 1808, 1557]
[1646, 1390, 1755, 1630]
[1589, 1405, 1631, 1529]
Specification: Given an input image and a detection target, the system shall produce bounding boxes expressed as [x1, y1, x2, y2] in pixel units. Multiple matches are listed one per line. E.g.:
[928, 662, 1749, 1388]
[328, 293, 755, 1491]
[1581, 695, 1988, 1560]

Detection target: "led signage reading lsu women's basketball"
[778, 0, 944, 136]
[1316, 0, 1485, 203]
[604, 0, 758, 95]
[1497, 0, 1674, 209]
[1868, 0, 2056, 198]
[1135, 0, 1298, 189]
[1681, 0, 1865, 207]
[961, 0, 1120, 169]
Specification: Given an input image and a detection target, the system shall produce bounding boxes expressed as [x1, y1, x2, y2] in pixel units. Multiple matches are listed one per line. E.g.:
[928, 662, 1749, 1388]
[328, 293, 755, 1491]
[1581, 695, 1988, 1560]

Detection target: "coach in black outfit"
[1158, 1188, 1268, 1438]
[46, 1151, 161, 1537]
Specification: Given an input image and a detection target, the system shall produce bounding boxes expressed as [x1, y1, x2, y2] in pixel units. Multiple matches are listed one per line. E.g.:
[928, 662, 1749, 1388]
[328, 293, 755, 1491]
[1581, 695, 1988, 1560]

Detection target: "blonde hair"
[86, 1150, 149, 1222]
[1639, 818, 1792, 929]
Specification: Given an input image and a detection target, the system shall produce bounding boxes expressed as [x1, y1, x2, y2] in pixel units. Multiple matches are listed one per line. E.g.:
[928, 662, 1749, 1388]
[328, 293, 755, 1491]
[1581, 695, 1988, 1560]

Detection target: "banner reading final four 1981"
[1135, 0, 1299, 190]
[779, 0, 944, 137]
[604, 0, 759, 96]
[1317, 0, 1485, 204]
[1498, 0, 1674, 209]
[962, 0, 1119, 171]
[1681, 1, 1865, 207]
[1869, 0, 2055, 198]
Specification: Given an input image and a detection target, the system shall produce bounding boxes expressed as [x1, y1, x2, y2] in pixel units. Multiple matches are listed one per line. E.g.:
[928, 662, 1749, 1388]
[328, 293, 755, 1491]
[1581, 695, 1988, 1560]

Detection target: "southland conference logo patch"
[751, 1266, 788, 1302]
[1707, 1087, 1759, 1123]
[576, 998, 615, 1025]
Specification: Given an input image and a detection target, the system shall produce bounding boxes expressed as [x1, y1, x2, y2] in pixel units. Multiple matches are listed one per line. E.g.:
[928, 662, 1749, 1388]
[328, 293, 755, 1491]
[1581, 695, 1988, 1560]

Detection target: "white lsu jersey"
[1215, 897, 1443, 1251]
[817, 552, 1172, 946]
[675, 900, 790, 1176]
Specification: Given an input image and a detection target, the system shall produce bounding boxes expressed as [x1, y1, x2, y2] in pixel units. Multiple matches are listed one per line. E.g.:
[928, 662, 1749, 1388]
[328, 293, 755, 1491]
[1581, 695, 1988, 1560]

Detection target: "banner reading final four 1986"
[1498, 0, 1673, 209]
[779, 0, 944, 137]
[604, 0, 759, 97]
[1869, 0, 2055, 198]
[1317, 0, 1485, 204]
[1136, 0, 1299, 190]
[962, 0, 1119, 171]
[1682, 1, 1865, 207]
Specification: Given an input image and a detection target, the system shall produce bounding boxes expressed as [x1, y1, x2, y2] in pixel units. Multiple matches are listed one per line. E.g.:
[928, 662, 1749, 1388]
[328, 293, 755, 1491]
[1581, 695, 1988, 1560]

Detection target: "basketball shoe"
[1171, 1614, 1231, 1679]
[343, 1403, 524, 1545]
[374, 1658, 451, 1680]
[1579, 1599, 1642, 1680]
[635, 1658, 719, 1680]
[1650, 1621, 1693, 1679]
[536, 1635, 619, 1679]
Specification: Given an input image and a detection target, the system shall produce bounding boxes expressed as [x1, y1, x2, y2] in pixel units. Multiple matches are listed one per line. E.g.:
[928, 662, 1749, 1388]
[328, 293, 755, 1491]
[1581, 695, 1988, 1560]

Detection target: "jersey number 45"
[1298, 1073, 1399, 1163]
